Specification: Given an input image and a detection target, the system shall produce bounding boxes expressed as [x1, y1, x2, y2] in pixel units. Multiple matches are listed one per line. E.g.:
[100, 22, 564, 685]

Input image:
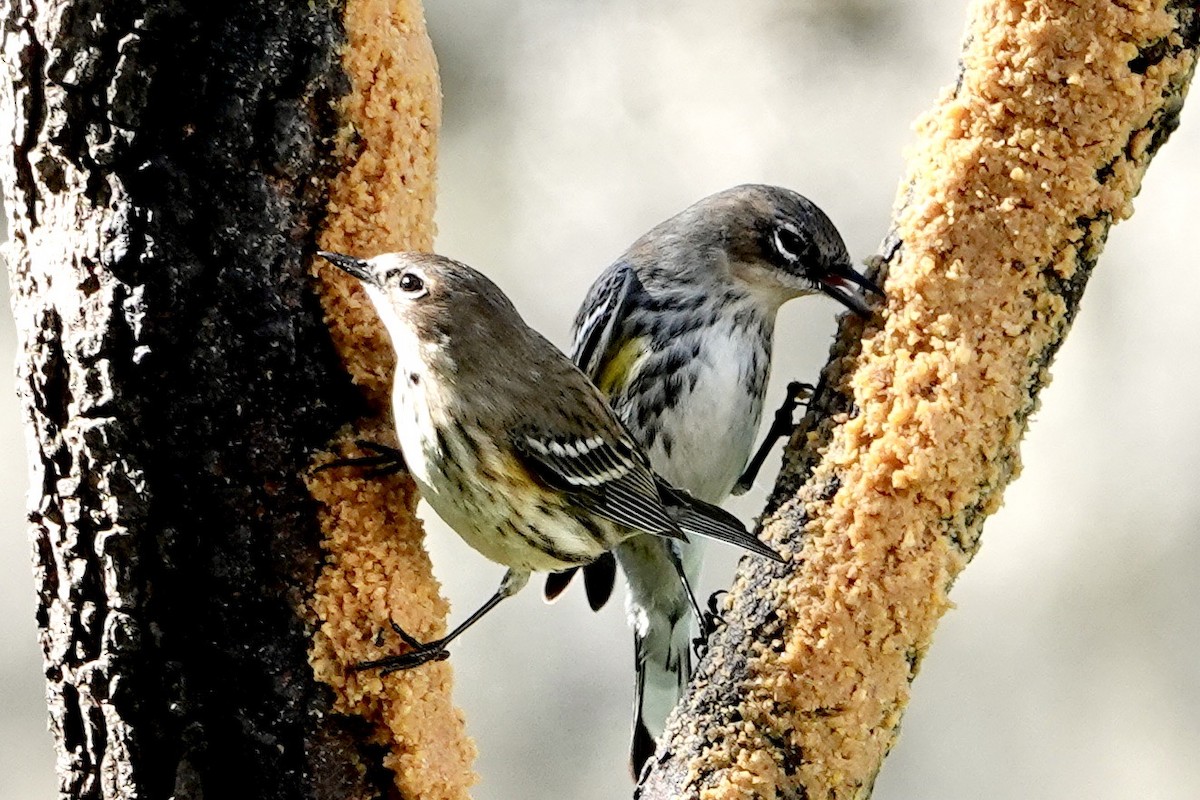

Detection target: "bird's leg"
[351, 569, 529, 674]
[663, 544, 710, 641]
[732, 381, 814, 495]
[315, 439, 407, 478]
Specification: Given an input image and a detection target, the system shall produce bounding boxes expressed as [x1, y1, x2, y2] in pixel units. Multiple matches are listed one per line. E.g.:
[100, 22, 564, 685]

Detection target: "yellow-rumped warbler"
[316, 250, 784, 673]
[542, 184, 879, 773]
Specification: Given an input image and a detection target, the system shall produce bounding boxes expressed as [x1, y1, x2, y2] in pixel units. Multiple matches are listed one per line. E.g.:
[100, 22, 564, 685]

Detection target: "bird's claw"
[766, 381, 813, 440]
[351, 620, 449, 674]
[783, 380, 815, 410]
[733, 382, 815, 494]
[692, 617, 721, 659]
[353, 646, 451, 675]
[706, 589, 729, 620]
[702, 590, 727, 636]
[691, 591, 729, 659]
[315, 439, 407, 477]
[376, 647, 451, 674]
[389, 619, 424, 649]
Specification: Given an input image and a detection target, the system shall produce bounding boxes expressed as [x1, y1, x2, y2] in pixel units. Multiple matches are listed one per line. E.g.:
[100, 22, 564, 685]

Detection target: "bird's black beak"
[814, 261, 882, 319]
[317, 251, 375, 284]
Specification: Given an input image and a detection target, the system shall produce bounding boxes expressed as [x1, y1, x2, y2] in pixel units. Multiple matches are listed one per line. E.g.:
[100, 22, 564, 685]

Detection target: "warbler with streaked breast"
[543, 184, 879, 774]
[316, 250, 784, 673]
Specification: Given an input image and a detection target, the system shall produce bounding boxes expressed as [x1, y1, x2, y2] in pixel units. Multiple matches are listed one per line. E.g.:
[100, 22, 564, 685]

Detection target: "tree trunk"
[0, 1, 465, 797]
[639, 0, 1198, 797]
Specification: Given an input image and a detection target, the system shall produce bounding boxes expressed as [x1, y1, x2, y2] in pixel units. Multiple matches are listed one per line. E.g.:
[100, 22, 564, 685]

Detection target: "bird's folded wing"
[570, 262, 637, 380]
[515, 432, 685, 541]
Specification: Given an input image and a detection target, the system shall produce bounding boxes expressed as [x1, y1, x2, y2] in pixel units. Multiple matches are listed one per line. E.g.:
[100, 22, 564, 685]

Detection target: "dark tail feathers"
[656, 478, 784, 563]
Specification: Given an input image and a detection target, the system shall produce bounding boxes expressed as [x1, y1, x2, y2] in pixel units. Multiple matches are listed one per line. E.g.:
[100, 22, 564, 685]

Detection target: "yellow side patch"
[596, 336, 649, 396]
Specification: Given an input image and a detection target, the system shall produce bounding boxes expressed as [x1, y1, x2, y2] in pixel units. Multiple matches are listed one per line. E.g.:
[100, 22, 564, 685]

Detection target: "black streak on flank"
[434, 427, 452, 461]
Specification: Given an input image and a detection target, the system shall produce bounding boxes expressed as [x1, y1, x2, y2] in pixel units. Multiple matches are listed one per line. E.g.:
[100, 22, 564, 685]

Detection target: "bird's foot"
[692, 590, 729, 658]
[733, 381, 815, 494]
[350, 620, 450, 674]
[315, 440, 407, 478]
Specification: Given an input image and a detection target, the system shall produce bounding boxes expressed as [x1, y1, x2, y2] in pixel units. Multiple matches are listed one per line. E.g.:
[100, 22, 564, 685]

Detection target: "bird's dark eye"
[398, 272, 425, 294]
[772, 226, 816, 264]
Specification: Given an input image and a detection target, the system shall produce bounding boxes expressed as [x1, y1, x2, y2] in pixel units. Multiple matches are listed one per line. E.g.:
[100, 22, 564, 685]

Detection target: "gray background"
[3, 1, 1198, 797]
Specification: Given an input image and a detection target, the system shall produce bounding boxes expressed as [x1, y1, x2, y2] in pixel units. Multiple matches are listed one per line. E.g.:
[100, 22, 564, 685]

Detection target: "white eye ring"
[772, 225, 809, 262]
[397, 270, 429, 298]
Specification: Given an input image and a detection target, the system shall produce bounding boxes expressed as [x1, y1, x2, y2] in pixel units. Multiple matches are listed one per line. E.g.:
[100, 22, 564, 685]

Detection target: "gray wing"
[516, 432, 685, 541]
[571, 262, 638, 380]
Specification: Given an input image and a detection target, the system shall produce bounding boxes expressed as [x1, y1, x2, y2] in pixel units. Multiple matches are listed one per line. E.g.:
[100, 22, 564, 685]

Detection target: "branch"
[639, 1, 1198, 796]
[0, 0, 472, 796]
[306, 1, 480, 796]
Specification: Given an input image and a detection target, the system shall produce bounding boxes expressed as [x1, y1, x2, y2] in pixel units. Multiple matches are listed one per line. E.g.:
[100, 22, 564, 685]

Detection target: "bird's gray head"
[634, 184, 879, 316]
[318, 250, 521, 359]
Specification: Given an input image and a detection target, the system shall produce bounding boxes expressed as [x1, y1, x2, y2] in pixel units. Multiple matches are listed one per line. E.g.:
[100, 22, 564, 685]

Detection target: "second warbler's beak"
[813, 261, 882, 319]
[318, 251, 375, 284]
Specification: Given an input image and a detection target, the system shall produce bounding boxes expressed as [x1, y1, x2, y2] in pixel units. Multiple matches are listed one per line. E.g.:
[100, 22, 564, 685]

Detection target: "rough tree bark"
[639, 1, 1197, 798]
[6, 0, 1196, 797]
[0, 1, 465, 798]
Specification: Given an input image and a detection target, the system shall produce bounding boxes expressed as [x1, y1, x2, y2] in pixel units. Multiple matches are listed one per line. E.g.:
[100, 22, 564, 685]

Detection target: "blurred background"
[3, 0, 1198, 797]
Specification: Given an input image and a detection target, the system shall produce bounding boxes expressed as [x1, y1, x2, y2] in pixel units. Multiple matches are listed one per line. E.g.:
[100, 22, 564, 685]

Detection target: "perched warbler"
[316, 251, 784, 673]
[542, 184, 879, 773]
